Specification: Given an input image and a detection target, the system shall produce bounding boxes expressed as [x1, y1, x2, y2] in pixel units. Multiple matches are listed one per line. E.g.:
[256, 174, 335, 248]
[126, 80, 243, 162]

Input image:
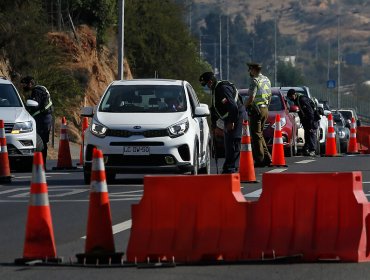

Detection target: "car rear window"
[99, 85, 187, 113]
[339, 110, 352, 120]
[0, 84, 22, 107]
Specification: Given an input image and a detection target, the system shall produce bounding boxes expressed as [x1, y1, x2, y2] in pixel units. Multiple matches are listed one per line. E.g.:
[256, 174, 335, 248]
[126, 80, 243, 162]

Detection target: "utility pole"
[219, 15, 222, 80]
[337, 14, 341, 109]
[118, 0, 125, 80]
[226, 15, 230, 80]
[274, 12, 277, 87]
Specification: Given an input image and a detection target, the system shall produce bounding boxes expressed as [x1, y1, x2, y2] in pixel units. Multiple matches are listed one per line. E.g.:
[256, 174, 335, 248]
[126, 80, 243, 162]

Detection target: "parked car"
[338, 108, 361, 128]
[81, 79, 211, 184]
[331, 110, 350, 152]
[213, 88, 299, 158]
[0, 76, 43, 171]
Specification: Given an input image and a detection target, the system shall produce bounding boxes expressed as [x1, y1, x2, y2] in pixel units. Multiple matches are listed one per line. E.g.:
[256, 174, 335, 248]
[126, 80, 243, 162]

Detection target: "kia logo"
[133, 126, 141, 129]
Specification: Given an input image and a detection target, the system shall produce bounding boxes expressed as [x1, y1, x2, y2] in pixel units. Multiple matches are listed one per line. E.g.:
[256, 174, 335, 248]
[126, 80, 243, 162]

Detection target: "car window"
[338, 110, 352, 120]
[0, 84, 22, 107]
[186, 84, 200, 112]
[269, 95, 284, 111]
[99, 85, 186, 113]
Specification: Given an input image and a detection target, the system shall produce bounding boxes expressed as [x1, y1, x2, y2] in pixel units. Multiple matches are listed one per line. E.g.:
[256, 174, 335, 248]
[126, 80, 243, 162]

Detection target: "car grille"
[4, 123, 14, 133]
[106, 129, 169, 138]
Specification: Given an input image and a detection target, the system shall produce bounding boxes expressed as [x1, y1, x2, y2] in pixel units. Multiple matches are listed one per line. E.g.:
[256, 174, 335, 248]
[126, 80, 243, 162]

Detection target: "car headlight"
[91, 120, 107, 138]
[168, 118, 189, 138]
[271, 117, 287, 128]
[11, 121, 33, 134]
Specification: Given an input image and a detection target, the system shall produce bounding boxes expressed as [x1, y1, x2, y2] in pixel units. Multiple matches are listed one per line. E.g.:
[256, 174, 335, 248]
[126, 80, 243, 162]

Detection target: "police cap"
[246, 62, 262, 70]
[20, 75, 35, 85]
[199, 71, 214, 86]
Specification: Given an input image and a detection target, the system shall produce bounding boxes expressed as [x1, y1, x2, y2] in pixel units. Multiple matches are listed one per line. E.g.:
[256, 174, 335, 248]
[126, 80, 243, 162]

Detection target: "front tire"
[199, 144, 211, 174]
[191, 146, 199, 175]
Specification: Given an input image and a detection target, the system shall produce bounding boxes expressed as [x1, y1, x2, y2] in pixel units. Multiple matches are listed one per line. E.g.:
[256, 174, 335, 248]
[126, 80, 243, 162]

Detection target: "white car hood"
[96, 111, 187, 129]
[0, 108, 32, 123]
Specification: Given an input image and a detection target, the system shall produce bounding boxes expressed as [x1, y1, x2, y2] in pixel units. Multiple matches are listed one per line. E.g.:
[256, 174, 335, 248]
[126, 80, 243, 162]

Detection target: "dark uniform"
[246, 63, 272, 167]
[290, 92, 318, 155]
[199, 72, 246, 174]
[21, 76, 53, 165]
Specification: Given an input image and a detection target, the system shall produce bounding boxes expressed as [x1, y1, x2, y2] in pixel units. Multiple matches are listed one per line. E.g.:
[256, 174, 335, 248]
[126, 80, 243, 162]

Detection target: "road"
[1, 155, 370, 279]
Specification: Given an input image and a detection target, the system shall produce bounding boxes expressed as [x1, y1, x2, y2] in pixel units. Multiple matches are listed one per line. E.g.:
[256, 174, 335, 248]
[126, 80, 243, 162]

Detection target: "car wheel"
[14, 157, 33, 172]
[36, 134, 44, 152]
[191, 146, 199, 175]
[83, 164, 91, 185]
[199, 144, 211, 174]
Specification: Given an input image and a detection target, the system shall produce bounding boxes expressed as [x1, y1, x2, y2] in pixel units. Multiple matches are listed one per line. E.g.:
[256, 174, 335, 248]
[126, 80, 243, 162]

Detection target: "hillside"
[193, 0, 370, 62]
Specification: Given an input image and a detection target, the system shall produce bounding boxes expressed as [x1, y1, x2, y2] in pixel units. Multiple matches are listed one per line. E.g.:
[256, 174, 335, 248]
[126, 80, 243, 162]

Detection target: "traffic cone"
[15, 152, 61, 264]
[78, 117, 89, 166]
[0, 120, 11, 183]
[347, 117, 360, 154]
[53, 117, 76, 170]
[325, 113, 339, 156]
[271, 114, 287, 167]
[239, 121, 257, 183]
[76, 148, 123, 264]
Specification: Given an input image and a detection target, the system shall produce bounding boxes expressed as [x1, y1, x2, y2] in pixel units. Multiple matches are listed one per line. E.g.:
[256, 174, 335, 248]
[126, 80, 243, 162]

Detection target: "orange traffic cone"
[15, 152, 61, 264]
[0, 120, 11, 183]
[347, 117, 359, 154]
[325, 113, 339, 156]
[78, 117, 89, 166]
[53, 117, 76, 170]
[239, 121, 257, 183]
[76, 148, 123, 264]
[271, 114, 287, 167]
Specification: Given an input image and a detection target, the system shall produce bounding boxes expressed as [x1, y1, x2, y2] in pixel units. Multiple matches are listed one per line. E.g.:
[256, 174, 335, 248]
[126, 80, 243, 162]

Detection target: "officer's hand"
[226, 122, 234, 132]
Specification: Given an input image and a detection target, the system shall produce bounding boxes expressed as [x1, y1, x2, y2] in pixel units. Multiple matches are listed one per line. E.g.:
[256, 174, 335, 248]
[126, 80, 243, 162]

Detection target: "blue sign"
[327, 80, 336, 89]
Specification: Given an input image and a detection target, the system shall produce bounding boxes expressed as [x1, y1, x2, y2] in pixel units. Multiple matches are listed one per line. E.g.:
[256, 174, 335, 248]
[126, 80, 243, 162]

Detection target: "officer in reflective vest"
[21, 75, 53, 166]
[199, 71, 246, 174]
[245, 62, 272, 167]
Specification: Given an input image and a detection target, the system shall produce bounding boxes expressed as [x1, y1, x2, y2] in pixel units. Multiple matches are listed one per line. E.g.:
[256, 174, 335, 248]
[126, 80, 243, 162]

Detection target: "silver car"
[0, 77, 43, 171]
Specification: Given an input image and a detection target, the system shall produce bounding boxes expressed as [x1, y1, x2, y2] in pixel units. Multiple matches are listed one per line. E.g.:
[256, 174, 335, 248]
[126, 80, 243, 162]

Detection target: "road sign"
[327, 80, 336, 89]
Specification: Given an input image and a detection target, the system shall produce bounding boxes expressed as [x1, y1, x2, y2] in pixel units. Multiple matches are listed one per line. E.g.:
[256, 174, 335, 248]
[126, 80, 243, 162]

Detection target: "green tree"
[277, 61, 305, 86]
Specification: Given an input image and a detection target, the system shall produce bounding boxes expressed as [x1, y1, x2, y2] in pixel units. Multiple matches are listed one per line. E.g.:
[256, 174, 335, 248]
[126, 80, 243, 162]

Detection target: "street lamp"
[337, 14, 340, 109]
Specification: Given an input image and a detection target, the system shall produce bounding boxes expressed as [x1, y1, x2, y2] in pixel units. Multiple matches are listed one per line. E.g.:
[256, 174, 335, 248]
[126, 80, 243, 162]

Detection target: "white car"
[81, 79, 211, 184]
[0, 77, 43, 171]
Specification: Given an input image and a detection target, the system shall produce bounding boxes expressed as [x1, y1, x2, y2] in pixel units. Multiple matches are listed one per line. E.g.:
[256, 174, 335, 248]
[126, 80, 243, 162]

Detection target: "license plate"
[123, 146, 150, 155]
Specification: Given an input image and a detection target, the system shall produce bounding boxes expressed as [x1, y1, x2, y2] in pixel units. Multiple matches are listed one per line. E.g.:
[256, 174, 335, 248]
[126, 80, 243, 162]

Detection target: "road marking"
[244, 189, 262, 198]
[10, 188, 88, 198]
[363, 182, 370, 184]
[266, 168, 287, 173]
[295, 160, 315, 164]
[109, 190, 143, 197]
[81, 219, 132, 239]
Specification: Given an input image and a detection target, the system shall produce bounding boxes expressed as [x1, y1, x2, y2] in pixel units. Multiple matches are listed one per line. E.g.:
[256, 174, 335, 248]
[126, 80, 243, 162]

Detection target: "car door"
[186, 84, 205, 157]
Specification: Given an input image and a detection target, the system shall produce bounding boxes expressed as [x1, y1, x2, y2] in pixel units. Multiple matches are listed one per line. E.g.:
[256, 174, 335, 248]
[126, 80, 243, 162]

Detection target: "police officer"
[287, 88, 318, 156]
[245, 62, 272, 167]
[199, 71, 245, 174]
[21, 76, 53, 166]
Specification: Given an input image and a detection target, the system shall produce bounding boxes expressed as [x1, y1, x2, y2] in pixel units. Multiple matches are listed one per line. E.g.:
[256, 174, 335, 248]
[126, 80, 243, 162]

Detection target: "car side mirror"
[194, 104, 210, 117]
[289, 105, 299, 113]
[26, 99, 39, 107]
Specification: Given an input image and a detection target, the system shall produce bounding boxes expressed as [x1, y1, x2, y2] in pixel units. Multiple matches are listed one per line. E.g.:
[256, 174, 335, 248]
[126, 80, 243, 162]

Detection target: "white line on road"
[295, 160, 316, 164]
[244, 189, 262, 198]
[266, 169, 287, 173]
[81, 219, 132, 239]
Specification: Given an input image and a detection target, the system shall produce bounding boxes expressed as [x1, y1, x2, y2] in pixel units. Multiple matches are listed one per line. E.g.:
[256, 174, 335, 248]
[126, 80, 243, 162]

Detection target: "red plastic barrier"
[357, 126, 370, 154]
[126, 174, 249, 263]
[126, 172, 370, 263]
[246, 172, 370, 262]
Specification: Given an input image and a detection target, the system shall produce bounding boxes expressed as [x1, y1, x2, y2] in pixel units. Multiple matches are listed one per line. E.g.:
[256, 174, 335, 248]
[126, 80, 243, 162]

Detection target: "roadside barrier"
[357, 126, 370, 154]
[78, 117, 89, 166]
[0, 119, 11, 183]
[271, 114, 287, 166]
[53, 117, 76, 170]
[126, 172, 370, 263]
[347, 117, 359, 154]
[76, 148, 123, 264]
[15, 152, 61, 264]
[324, 113, 339, 156]
[239, 121, 257, 183]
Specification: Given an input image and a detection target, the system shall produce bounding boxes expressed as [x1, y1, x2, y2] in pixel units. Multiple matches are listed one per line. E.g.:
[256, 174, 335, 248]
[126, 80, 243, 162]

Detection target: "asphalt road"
[1, 154, 370, 279]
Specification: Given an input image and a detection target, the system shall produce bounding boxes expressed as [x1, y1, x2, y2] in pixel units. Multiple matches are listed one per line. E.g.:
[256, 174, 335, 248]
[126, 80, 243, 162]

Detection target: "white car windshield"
[99, 85, 187, 113]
